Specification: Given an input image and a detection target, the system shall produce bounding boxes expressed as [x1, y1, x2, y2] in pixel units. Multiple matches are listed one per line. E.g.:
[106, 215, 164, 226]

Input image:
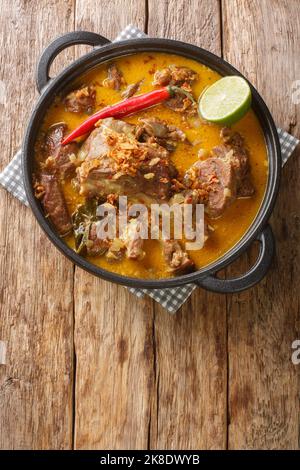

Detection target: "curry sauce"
[35, 52, 268, 279]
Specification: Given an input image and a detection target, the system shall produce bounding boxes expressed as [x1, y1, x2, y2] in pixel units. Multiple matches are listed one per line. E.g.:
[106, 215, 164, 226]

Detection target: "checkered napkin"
[0, 25, 299, 313]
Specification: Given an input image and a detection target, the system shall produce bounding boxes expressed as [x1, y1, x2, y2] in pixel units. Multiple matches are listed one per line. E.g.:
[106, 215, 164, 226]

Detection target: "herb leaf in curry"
[72, 199, 99, 255]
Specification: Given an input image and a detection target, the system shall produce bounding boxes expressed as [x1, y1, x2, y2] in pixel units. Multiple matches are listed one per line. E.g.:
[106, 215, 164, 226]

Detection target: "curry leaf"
[72, 199, 99, 253]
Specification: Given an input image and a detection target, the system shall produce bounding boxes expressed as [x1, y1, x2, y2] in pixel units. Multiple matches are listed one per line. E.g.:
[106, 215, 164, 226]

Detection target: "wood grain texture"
[149, 296, 227, 450]
[223, 0, 300, 449]
[75, 0, 146, 38]
[73, 281, 154, 449]
[1, 0, 299, 451]
[0, 0, 75, 449]
[148, 0, 227, 450]
[147, 0, 221, 54]
[73, 0, 155, 450]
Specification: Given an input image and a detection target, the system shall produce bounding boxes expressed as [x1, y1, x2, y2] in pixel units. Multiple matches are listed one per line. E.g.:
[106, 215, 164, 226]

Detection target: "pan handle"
[36, 31, 111, 93]
[195, 225, 275, 293]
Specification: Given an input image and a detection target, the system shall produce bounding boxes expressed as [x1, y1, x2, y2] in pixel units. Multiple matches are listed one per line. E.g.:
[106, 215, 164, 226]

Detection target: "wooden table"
[0, 0, 299, 450]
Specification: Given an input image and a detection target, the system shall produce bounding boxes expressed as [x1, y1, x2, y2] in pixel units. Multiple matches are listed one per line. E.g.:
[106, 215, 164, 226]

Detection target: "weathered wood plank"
[148, 0, 227, 450]
[223, 0, 300, 449]
[73, 0, 155, 450]
[75, 0, 146, 38]
[2, 0, 297, 451]
[0, 0, 75, 449]
[73, 281, 154, 449]
[147, 0, 221, 54]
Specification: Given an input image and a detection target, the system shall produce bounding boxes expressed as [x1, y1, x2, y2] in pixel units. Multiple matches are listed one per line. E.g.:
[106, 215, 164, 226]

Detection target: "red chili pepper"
[62, 86, 174, 145]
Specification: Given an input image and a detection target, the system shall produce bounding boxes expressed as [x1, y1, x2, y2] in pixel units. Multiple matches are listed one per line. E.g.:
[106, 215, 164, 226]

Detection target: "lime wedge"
[198, 76, 251, 125]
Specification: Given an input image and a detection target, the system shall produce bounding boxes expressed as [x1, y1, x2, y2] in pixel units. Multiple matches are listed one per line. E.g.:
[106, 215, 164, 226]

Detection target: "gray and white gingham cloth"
[0, 25, 299, 313]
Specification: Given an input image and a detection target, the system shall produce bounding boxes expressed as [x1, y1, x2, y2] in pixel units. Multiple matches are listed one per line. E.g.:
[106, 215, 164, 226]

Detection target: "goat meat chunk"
[220, 127, 250, 182]
[77, 163, 142, 199]
[86, 222, 110, 256]
[184, 128, 254, 218]
[162, 239, 195, 274]
[43, 122, 66, 156]
[165, 92, 198, 116]
[64, 85, 96, 114]
[135, 117, 186, 151]
[121, 218, 145, 260]
[121, 80, 143, 99]
[139, 145, 178, 200]
[212, 128, 255, 197]
[76, 119, 178, 200]
[79, 118, 134, 161]
[153, 65, 197, 92]
[152, 68, 172, 86]
[77, 148, 177, 201]
[102, 63, 126, 90]
[78, 118, 135, 161]
[42, 123, 78, 178]
[39, 173, 72, 236]
[184, 157, 237, 218]
[153, 66, 197, 115]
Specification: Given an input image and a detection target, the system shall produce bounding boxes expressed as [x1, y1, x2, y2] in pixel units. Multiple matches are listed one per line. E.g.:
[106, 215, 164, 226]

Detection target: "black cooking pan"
[22, 31, 281, 292]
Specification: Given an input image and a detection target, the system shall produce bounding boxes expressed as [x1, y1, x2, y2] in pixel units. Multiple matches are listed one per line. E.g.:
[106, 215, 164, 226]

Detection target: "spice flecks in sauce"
[36, 52, 268, 279]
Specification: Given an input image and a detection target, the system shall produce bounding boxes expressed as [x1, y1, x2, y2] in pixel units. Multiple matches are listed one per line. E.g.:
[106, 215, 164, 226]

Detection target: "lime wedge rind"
[198, 76, 252, 126]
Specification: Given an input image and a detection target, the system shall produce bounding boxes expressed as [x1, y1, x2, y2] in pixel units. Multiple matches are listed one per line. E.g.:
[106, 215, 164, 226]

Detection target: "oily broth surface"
[37, 52, 268, 279]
